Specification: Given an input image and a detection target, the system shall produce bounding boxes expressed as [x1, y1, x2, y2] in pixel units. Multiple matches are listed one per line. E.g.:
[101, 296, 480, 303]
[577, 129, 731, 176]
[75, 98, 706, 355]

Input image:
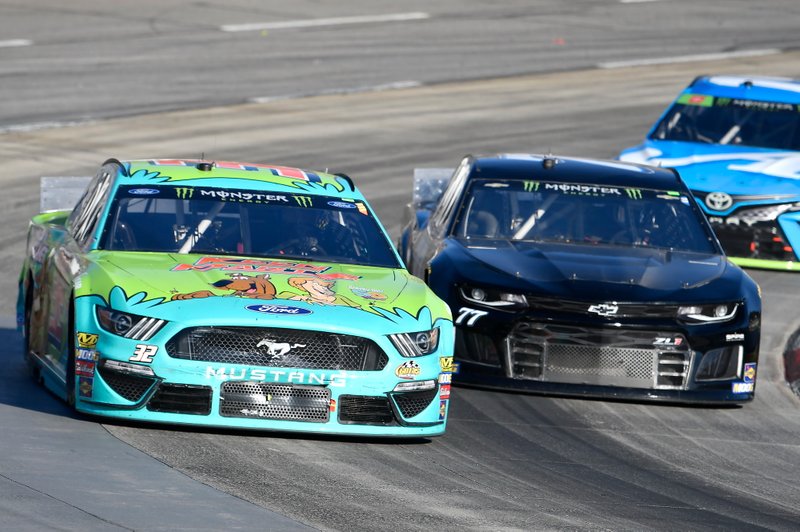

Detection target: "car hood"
[452, 240, 729, 300]
[79, 252, 448, 331]
[619, 140, 800, 196]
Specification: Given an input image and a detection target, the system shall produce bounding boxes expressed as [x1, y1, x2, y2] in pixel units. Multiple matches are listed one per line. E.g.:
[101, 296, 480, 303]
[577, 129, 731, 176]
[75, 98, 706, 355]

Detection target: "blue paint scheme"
[620, 75, 800, 268]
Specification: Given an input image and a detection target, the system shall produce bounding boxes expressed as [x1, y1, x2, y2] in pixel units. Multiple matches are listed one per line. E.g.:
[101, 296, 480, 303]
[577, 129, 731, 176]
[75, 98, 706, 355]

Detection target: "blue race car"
[18, 158, 453, 436]
[619, 75, 800, 271]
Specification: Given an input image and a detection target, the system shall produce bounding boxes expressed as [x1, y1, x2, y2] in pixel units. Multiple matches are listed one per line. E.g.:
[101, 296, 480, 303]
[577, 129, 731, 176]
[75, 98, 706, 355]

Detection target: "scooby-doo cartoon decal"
[172, 273, 277, 300]
[168, 257, 377, 310]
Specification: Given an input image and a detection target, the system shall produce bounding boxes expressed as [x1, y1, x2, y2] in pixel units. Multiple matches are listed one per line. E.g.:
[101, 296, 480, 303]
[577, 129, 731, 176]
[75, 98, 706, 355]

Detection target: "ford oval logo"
[246, 304, 312, 315]
[327, 201, 357, 209]
[129, 188, 160, 195]
[705, 191, 733, 211]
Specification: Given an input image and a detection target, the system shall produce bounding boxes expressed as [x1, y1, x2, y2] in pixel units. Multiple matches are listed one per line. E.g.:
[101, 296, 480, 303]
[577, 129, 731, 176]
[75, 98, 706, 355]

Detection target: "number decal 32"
[130, 344, 158, 363]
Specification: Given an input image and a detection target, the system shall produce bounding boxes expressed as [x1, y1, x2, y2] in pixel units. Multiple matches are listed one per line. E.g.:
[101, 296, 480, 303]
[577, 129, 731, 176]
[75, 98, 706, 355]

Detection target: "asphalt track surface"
[2, 2, 800, 530]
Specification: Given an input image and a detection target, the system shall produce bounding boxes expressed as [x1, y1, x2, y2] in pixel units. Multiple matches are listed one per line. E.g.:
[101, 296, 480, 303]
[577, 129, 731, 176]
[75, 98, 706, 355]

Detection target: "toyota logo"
[705, 191, 733, 211]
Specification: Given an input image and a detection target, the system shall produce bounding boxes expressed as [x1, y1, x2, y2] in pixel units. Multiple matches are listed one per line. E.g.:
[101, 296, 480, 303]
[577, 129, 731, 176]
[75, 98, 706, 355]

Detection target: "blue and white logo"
[129, 188, 160, 195]
[327, 201, 357, 209]
[246, 304, 312, 315]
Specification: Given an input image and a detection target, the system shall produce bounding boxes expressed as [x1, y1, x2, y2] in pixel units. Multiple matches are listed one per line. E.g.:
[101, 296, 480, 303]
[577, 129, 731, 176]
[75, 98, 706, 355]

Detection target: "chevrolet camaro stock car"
[399, 154, 761, 403]
[18, 158, 454, 436]
[620, 75, 800, 271]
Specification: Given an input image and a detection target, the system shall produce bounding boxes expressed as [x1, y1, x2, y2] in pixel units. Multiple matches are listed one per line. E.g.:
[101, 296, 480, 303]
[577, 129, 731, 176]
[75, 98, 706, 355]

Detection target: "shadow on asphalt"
[0, 324, 84, 419]
[0, 324, 430, 444]
[784, 327, 800, 397]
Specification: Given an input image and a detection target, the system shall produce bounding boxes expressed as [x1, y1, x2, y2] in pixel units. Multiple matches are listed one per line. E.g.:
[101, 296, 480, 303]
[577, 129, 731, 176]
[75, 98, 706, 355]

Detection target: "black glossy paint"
[401, 155, 761, 403]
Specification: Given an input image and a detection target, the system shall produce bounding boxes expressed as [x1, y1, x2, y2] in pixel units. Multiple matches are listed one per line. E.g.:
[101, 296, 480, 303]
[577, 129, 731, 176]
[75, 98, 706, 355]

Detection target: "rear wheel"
[22, 277, 40, 381]
[65, 301, 76, 407]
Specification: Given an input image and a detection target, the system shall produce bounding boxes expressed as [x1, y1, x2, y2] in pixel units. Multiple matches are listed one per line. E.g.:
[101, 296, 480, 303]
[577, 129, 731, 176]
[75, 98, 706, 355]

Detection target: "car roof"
[116, 159, 358, 197]
[686, 75, 800, 104]
[469, 154, 684, 191]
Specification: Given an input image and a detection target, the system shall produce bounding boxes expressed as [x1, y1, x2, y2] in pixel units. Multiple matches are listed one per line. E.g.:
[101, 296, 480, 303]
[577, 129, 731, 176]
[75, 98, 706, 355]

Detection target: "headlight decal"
[96, 307, 166, 341]
[389, 327, 440, 357]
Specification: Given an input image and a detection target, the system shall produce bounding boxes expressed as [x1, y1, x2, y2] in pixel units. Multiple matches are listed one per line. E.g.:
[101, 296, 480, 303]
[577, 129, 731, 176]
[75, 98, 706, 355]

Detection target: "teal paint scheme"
[18, 159, 453, 437]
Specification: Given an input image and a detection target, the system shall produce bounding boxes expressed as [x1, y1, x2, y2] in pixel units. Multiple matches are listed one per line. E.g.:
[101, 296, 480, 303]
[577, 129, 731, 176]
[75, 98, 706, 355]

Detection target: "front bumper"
[73, 322, 454, 437]
[453, 314, 759, 405]
[701, 199, 800, 269]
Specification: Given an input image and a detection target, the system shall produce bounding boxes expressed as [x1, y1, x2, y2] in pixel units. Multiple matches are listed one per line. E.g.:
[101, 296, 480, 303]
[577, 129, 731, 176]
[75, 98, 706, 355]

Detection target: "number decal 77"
[455, 307, 488, 327]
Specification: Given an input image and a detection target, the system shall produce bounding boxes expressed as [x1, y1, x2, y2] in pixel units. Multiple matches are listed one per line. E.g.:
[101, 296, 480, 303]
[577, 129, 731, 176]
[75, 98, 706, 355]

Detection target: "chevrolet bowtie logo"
[588, 303, 619, 316]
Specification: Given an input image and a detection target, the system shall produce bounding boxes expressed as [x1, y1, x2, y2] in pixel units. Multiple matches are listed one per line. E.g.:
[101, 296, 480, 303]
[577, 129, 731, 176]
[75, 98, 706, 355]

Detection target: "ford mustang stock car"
[18, 158, 454, 436]
[619, 75, 800, 271]
[398, 154, 761, 403]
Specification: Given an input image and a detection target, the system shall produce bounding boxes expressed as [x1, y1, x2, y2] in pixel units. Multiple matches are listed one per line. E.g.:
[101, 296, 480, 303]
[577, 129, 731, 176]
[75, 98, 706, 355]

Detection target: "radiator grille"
[147, 384, 212, 415]
[393, 387, 439, 419]
[219, 381, 330, 422]
[544, 345, 656, 387]
[338, 395, 396, 425]
[166, 326, 388, 370]
[508, 321, 691, 389]
[97, 365, 155, 402]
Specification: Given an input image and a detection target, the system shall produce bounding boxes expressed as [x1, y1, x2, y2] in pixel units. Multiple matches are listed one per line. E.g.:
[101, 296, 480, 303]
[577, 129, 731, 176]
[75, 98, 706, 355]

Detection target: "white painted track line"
[249, 81, 422, 104]
[598, 48, 781, 69]
[221, 12, 430, 33]
[0, 39, 32, 48]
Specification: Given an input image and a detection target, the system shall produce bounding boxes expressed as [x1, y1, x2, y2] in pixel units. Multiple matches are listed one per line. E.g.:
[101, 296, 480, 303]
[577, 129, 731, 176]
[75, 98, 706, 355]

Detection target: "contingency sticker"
[75, 360, 96, 377]
[79, 377, 94, 398]
[77, 332, 98, 349]
[743, 363, 757, 384]
[395, 361, 421, 380]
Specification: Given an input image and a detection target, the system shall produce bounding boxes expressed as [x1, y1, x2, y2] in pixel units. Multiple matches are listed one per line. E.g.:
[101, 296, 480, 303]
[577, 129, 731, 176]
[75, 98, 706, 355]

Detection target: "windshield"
[651, 94, 800, 150]
[453, 179, 718, 254]
[100, 185, 401, 268]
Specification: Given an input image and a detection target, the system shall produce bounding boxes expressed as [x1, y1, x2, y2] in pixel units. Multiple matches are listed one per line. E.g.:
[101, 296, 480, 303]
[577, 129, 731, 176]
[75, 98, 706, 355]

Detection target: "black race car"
[398, 154, 761, 403]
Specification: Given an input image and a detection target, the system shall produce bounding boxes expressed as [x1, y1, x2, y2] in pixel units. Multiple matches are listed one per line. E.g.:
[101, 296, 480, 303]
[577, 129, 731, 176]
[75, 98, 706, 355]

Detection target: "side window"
[430, 158, 471, 236]
[67, 164, 115, 249]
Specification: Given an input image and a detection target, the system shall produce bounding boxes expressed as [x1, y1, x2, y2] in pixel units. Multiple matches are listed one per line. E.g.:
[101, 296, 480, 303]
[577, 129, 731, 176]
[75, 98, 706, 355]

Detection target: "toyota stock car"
[620, 75, 800, 271]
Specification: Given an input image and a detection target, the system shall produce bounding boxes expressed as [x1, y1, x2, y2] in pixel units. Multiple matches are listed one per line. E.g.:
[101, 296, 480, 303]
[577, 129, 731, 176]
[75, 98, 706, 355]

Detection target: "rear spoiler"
[40, 176, 92, 213]
[412, 168, 452, 211]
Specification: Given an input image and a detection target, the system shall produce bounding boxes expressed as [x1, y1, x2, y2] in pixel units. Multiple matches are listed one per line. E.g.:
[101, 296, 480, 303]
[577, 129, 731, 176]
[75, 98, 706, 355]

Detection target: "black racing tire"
[22, 277, 38, 379]
[65, 300, 76, 408]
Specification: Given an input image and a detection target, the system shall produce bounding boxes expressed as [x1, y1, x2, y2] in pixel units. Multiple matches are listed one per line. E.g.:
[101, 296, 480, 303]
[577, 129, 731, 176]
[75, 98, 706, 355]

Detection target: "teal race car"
[18, 159, 454, 437]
